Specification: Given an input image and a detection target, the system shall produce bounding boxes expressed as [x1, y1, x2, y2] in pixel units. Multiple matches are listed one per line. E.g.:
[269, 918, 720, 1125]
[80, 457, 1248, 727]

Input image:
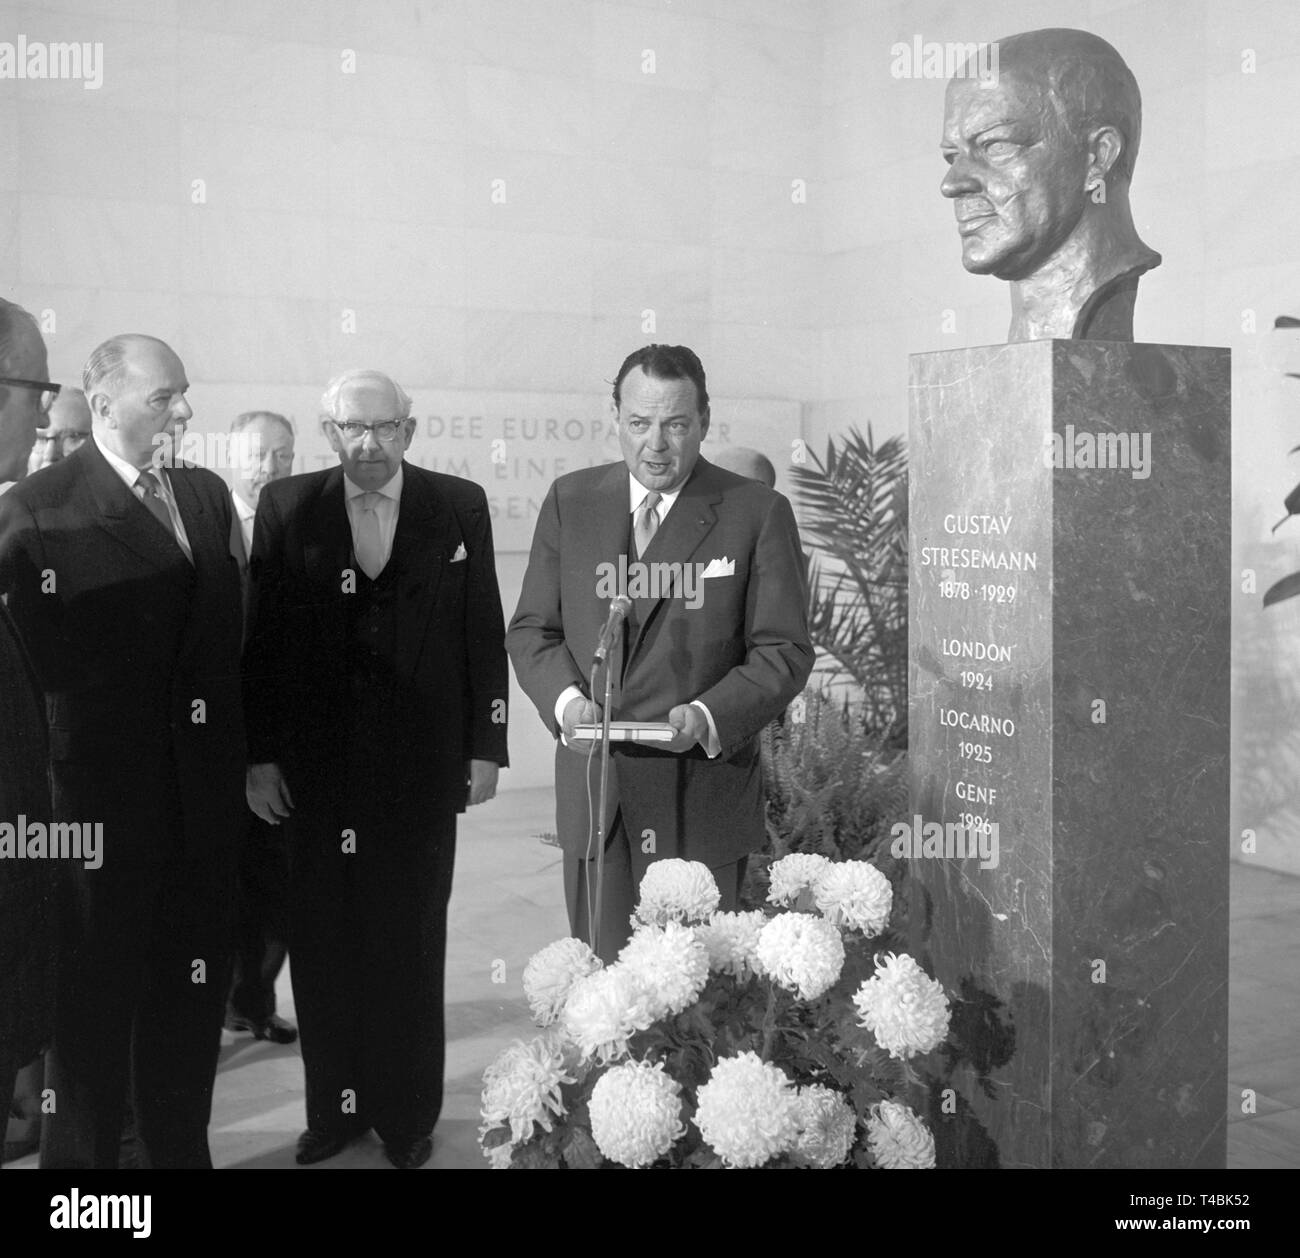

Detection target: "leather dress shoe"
[295, 1128, 354, 1166]
[226, 1012, 298, 1044]
[383, 1134, 433, 1170]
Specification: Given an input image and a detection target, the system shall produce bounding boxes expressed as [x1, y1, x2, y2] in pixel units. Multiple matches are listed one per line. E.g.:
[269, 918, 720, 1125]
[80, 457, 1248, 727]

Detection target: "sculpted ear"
[1087, 124, 1124, 185]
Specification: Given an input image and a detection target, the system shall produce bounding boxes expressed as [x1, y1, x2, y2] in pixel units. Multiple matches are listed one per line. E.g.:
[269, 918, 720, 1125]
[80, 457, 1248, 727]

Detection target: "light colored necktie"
[354, 491, 386, 579]
[136, 470, 180, 544]
[634, 491, 661, 558]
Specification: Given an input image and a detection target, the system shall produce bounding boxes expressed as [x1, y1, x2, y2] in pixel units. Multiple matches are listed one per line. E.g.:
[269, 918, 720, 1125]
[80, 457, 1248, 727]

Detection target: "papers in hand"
[571, 721, 676, 743]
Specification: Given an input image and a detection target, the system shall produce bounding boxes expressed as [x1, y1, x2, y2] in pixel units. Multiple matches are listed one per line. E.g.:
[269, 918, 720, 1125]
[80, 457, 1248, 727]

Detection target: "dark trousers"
[563, 809, 747, 963]
[227, 813, 290, 1023]
[287, 807, 456, 1143]
[39, 854, 234, 1169]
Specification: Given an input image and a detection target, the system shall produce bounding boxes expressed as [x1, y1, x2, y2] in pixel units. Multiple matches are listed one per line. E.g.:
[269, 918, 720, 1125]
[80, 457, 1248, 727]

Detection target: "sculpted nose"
[941, 157, 978, 198]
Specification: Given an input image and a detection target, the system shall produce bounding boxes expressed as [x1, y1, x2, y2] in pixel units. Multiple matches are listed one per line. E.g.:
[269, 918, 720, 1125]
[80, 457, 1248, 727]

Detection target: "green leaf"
[561, 1126, 606, 1170]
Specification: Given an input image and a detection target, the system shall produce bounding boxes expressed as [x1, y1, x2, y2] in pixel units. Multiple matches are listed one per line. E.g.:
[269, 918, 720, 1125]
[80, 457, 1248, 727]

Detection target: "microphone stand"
[589, 649, 616, 960]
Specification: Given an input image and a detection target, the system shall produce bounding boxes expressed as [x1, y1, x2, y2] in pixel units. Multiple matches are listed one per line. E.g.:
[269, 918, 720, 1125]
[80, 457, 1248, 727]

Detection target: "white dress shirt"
[94, 432, 194, 563]
[344, 464, 403, 572]
[555, 471, 720, 757]
[232, 491, 256, 563]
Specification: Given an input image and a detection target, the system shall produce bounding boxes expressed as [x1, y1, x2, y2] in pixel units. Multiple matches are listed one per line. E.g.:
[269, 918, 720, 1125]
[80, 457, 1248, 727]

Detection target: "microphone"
[594, 595, 632, 664]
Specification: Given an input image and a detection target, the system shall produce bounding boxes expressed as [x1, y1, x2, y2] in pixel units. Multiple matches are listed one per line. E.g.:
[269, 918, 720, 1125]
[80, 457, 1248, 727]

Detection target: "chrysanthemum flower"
[790, 1084, 858, 1169]
[813, 860, 893, 935]
[693, 1051, 799, 1168]
[522, 936, 603, 1027]
[633, 859, 721, 926]
[478, 1030, 574, 1149]
[695, 909, 768, 980]
[866, 1099, 936, 1168]
[617, 921, 710, 1019]
[851, 951, 951, 1059]
[560, 965, 656, 1064]
[754, 912, 845, 1001]
[588, 1059, 685, 1168]
[766, 852, 833, 907]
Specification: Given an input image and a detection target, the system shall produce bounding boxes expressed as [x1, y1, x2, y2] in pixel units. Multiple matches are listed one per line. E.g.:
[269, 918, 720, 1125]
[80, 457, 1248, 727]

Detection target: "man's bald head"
[712, 446, 776, 489]
[993, 28, 1143, 183]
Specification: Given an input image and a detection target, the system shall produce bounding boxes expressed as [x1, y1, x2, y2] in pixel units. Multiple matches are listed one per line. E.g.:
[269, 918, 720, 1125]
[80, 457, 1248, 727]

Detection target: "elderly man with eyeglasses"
[242, 369, 509, 1169]
[25, 386, 92, 477]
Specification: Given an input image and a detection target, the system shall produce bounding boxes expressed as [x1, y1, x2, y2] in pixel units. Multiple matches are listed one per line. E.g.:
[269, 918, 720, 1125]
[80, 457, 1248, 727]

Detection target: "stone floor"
[8, 787, 1298, 1169]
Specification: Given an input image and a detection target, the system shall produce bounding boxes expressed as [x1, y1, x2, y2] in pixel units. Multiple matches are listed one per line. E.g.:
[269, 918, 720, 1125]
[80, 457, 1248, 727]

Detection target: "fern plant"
[787, 426, 908, 746]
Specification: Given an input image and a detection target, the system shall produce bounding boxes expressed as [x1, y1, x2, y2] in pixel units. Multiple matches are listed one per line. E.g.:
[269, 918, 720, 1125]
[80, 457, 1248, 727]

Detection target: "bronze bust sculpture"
[940, 28, 1160, 341]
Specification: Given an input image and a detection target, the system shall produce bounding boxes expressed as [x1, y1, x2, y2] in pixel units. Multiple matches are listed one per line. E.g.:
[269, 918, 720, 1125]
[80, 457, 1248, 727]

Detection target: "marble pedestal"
[906, 340, 1230, 1168]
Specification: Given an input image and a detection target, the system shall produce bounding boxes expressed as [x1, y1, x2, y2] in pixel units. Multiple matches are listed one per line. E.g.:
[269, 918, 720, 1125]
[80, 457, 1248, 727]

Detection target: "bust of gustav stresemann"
[940, 28, 1160, 342]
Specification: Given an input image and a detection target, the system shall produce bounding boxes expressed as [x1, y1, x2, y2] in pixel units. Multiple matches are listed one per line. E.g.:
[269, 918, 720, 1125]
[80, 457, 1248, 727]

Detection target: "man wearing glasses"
[243, 369, 509, 1169]
[0, 299, 55, 1165]
[25, 386, 91, 478]
[0, 333, 246, 1168]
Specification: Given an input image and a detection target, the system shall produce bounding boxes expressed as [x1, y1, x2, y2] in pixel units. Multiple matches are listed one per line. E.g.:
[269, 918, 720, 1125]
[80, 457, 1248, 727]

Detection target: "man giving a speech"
[507, 345, 813, 961]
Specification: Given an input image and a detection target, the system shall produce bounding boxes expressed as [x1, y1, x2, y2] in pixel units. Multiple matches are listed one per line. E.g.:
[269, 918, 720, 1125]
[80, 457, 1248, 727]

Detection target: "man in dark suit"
[224, 410, 297, 1045]
[0, 299, 55, 1162]
[243, 369, 509, 1170]
[0, 333, 246, 1169]
[507, 345, 814, 962]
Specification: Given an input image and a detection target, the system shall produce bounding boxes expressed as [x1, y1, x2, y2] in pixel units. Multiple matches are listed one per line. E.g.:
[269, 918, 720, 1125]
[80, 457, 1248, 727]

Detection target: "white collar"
[628, 474, 682, 515]
[344, 463, 404, 503]
[94, 430, 161, 489]
[232, 491, 257, 521]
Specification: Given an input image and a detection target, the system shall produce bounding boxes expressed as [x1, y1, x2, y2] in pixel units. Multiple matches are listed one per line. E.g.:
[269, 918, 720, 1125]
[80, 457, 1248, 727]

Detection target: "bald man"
[0, 333, 245, 1169]
[711, 446, 777, 489]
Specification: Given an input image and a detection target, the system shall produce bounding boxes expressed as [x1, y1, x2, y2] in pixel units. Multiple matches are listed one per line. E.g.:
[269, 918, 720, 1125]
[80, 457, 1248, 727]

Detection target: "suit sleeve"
[694, 490, 814, 756]
[0, 492, 56, 682]
[241, 486, 288, 765]
[505, 480, 584, 738]
[462, 487, 510, 767]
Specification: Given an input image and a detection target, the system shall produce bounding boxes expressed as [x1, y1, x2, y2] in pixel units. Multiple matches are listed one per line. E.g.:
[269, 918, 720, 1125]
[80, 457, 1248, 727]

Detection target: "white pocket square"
[451, 543, 467, 562]
[701, 557, 734, 578]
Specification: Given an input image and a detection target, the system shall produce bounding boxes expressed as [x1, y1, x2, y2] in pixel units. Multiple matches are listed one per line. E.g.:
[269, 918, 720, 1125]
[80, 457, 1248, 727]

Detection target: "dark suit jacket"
[241, 462, 509, 823]
[506, 457, 813, 866]
[0, 601, 55, 1061]
[0, 439, 247, 864]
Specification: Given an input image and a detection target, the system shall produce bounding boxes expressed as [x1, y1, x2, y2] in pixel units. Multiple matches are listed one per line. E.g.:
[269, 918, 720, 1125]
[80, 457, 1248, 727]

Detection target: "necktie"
[634, 491, 661, 558]
[354, 491, 386, 579]
[135, 471, 180, 545]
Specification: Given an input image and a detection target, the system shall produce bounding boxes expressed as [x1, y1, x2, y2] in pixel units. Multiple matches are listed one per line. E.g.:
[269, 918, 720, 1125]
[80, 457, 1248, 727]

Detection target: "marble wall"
[2, 0, 1298, 851]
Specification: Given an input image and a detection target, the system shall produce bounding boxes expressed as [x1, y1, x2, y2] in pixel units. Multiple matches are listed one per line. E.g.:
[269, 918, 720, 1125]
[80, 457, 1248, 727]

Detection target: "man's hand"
[467, 759, 499, 806]
[561, 695, 602, 749]
[665, 703, 708, 753]
[247, 762, 294, 825]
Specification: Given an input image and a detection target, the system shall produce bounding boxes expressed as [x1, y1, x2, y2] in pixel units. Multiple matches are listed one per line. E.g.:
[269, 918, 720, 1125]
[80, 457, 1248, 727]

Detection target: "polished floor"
[9, 787, 1298, 1169]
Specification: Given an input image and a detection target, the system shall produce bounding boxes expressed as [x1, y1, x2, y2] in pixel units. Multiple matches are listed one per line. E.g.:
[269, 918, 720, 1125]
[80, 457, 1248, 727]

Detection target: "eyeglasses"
[331, 419, 410, 442]
[32, 430, 90, 450]
[0, 377, 62, 414]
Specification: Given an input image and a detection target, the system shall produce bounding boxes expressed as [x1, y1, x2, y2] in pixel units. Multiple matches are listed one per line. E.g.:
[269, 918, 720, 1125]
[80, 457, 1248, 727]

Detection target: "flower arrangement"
[479, 856, 948, 1169]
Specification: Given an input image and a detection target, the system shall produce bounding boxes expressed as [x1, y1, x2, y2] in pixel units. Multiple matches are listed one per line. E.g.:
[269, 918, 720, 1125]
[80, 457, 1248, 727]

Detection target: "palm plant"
[787, 427, 908, 746]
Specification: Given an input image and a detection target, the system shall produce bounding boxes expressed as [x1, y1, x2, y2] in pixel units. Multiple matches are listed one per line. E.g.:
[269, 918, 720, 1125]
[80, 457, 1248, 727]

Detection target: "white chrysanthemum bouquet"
[478, 855, 947, 1169]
